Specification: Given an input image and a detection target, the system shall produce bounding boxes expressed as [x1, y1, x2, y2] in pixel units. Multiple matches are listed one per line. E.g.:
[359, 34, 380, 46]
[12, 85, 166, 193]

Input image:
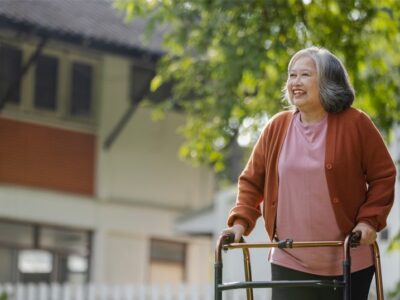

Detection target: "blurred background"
[0, 0, 399, 299]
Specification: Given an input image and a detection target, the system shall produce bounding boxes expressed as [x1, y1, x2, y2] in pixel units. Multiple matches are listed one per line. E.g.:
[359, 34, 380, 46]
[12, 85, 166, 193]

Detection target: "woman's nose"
[292, 75, 302, 86]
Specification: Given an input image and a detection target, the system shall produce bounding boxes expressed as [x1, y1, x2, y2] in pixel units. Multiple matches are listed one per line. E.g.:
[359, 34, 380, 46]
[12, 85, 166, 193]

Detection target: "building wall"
[0, 32, 215, 285]
[0, 185, 212, 284]
[97, 55, 214, 210]
[0, 117, 95, 195]
[93, 54, 215, 284]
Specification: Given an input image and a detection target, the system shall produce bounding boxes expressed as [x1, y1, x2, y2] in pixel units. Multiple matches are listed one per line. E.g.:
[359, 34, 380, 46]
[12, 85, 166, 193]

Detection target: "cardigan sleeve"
[356, 112, 397, 231]
[226, 125, 267, 235]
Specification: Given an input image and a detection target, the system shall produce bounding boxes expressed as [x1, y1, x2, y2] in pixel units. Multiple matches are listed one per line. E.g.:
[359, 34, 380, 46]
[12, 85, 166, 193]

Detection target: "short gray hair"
[283, 47, 355, 113]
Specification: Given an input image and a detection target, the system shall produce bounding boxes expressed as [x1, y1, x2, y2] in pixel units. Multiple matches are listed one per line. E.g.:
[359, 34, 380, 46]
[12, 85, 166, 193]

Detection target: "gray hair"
[283, 47, 355, 113]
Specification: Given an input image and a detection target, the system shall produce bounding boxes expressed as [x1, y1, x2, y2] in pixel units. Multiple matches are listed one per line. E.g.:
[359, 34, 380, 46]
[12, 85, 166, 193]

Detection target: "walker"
[214, 231, 384, 299]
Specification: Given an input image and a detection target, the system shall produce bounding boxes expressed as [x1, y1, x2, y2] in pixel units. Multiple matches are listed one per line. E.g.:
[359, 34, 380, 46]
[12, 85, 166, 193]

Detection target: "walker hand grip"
[222, 233, 236, 245]
[350, 231, 361, 248]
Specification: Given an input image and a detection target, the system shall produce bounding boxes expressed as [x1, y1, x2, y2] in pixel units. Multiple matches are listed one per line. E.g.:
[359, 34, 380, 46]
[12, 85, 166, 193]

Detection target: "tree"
[116, 0, 400, 175]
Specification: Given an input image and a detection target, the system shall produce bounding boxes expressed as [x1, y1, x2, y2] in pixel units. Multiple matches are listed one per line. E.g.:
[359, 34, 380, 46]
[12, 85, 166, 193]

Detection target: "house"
[0, 0, 215, 287]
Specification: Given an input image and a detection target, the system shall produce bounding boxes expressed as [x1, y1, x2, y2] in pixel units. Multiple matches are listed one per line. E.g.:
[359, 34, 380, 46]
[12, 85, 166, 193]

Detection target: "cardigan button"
[326, 163, 333, 170]
[332, 197, 340, 204]
[272, 201, 276, 207]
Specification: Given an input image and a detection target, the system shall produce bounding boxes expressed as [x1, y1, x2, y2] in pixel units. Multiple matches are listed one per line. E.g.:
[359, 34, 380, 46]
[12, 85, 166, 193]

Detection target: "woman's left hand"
[352, 222, 377, 245]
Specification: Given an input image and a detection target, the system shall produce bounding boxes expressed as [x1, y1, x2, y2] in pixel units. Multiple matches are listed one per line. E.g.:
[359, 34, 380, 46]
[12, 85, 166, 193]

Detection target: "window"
[0, 219, 91, 284]
[18, 250, 53, 273]
[65, 254, 88, 283]
[149, 239, 186, 284]
[70, 62, 93, 117]
[0, 248, 16, 283]
[67, 255, 88, 273]
[1, 41, 97, 124]
[0, 44, 22, 104]
[40, 227, 90, 256]
[34, 54, 58, 110]
[0, 220, 34, 248]
[150, 239, 186, 263]
[18, 250, 53, 283]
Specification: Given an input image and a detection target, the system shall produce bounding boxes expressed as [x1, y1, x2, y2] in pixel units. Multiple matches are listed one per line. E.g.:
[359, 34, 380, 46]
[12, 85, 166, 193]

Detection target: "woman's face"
[287, 55, 323, 113]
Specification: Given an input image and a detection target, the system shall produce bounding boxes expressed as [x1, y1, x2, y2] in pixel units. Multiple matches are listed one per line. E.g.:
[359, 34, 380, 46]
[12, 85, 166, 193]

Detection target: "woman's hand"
[220, 224, 245, 243]
[352, 222, 377, 245]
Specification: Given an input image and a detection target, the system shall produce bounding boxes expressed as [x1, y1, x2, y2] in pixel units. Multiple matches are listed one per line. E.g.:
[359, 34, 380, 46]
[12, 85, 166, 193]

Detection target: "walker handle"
[350, 231, 361, 248]
[223, 233, 236, 245]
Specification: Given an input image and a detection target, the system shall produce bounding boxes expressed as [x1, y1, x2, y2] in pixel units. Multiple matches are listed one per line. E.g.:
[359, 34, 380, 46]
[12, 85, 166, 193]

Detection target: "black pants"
[271, 264, 375, 300]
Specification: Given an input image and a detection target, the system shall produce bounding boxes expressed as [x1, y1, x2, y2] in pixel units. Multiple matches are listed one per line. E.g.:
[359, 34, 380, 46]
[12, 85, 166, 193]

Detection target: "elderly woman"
[222, 47, 396, 300]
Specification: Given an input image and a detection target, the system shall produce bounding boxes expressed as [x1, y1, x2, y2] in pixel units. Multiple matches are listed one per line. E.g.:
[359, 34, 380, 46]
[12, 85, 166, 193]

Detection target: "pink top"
[269, 112, 373, 275]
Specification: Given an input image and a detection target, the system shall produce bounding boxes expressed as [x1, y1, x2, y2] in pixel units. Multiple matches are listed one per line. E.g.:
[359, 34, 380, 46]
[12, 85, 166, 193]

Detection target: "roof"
[175, 205, 214, 236]
[0, 0, 166, 58]
[175, 187, 238, 236]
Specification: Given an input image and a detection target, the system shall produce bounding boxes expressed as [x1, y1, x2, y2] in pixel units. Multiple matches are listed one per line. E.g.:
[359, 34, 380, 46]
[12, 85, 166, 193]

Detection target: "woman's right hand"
[220, 224, 245, 243]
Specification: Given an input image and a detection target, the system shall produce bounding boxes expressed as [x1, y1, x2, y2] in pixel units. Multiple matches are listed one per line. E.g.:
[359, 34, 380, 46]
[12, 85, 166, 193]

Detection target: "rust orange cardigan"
[227, 108, 396, 240]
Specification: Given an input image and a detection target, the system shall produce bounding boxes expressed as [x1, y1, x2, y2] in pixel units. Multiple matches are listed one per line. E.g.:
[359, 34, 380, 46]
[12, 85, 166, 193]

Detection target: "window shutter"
[34, 55, 58, 110]
[0, 44, 22, 104]
[70, 62, 92, 117]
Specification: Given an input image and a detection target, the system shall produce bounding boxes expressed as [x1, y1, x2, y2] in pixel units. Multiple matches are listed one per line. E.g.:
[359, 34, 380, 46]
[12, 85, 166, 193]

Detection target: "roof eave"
[0, 16, 164, 61]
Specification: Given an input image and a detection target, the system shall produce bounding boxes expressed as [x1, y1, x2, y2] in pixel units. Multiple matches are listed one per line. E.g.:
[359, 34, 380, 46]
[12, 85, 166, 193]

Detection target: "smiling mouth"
[293, 90, 306, 97]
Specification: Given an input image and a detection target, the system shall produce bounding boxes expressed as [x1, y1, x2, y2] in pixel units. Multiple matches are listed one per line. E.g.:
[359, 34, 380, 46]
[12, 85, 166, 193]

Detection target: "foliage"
[115, 0, 400, 173]
[0, 292, 7, 300]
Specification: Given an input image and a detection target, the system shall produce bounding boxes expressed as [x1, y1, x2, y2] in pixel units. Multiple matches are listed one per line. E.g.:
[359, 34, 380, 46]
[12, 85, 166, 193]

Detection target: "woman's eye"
[302, 73, 310, 76]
